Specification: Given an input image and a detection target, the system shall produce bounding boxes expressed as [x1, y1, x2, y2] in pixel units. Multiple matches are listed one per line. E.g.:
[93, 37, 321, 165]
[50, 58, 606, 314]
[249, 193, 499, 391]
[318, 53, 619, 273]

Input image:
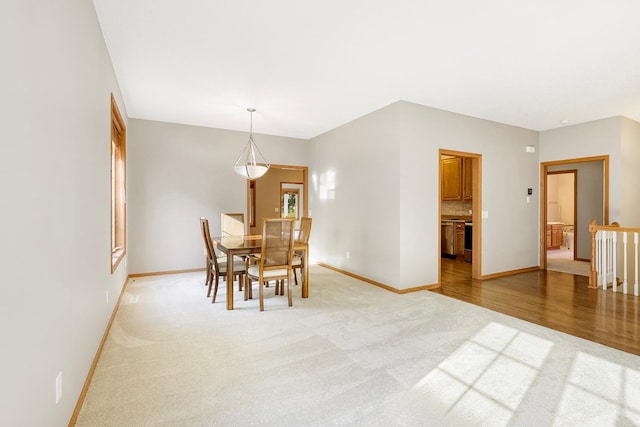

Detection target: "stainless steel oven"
[464, 222, 472, 263]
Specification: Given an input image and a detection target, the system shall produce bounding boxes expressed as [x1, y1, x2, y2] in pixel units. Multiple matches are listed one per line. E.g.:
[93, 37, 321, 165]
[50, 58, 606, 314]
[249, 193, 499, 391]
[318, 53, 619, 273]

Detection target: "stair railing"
[589, 220, 640, 295]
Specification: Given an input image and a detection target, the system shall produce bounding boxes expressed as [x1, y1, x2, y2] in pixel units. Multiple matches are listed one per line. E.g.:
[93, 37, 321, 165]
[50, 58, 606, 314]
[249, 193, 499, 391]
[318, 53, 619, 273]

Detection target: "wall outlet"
[105, 290, 109, 305]
[346, 251, 350, 259]
[55, 371, 62, 404]
[482, 211, 489, 219]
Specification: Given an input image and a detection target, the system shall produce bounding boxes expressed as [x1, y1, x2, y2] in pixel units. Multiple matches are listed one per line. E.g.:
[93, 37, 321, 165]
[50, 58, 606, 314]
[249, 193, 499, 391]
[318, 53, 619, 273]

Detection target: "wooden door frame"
[540, 155, 609, 270]
[438, 149, 482, 283]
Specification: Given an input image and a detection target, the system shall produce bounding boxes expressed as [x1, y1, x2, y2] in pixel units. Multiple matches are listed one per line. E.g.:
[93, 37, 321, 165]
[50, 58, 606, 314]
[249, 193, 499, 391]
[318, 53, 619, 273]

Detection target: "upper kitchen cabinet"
[441, 157, 462, 200]
[441, 156, 473, 201]
[463, 157, 473, 200]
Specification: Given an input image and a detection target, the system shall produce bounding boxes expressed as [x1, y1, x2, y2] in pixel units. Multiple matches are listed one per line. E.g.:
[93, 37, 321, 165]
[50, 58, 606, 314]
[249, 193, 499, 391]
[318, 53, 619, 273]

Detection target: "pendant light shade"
[233, 108, 270, 179]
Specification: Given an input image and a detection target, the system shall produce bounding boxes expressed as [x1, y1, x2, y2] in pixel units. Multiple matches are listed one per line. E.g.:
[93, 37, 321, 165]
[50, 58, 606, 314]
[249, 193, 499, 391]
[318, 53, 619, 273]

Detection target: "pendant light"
[233, 108, 270, 179]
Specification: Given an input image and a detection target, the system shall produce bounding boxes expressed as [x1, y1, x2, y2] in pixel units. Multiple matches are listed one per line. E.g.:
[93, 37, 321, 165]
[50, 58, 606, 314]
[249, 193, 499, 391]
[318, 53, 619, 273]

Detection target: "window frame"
[110, 94, 126, 273]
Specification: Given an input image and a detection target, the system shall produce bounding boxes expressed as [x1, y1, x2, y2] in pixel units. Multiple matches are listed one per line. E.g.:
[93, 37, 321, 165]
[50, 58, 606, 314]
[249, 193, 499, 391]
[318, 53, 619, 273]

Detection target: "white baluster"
[635, 232, 639, 297]
[596, 230, 600, 288]
[612, 231, 617, 292]
[595, 230, 601, 288]
[601, 230, 607, 291]
[623, 232, 628, 294]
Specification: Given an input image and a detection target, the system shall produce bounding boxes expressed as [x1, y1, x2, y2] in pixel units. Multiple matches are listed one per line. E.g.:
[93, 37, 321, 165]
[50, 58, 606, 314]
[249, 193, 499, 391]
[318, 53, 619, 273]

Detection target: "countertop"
[441, 215, 473, 222]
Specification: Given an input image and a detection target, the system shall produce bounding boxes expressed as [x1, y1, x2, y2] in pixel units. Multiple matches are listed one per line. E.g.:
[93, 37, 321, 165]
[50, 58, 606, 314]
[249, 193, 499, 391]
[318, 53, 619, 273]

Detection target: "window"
[111, 94, 126, 273]
[281, 188, 300, 219]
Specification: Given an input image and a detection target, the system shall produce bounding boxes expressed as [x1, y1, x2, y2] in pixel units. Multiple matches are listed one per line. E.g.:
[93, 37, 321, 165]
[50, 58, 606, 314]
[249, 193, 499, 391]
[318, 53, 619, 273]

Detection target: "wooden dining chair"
[200, 217, 246, 303]
[292, 217, 312, 287]
[200, 217, 226, 286]
[246, 218, 295, 311]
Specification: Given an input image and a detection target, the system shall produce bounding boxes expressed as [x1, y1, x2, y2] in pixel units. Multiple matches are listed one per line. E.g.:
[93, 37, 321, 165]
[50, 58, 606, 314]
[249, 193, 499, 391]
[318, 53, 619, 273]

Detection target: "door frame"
[539, 155, 609, 270]
[438, 149, 482, 283]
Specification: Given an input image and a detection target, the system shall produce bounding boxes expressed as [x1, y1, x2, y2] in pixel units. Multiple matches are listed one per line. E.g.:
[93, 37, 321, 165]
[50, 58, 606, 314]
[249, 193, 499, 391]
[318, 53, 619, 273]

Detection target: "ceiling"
[92, 0, 640, 140]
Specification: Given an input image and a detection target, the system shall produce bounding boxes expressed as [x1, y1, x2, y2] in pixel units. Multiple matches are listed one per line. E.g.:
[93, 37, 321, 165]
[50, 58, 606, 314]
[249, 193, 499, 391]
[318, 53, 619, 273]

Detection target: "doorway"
[247, 164, 308, 235]
[545, 170, 586, 275]
[438, 149, 482, 284]
[540, 156, 609, 273]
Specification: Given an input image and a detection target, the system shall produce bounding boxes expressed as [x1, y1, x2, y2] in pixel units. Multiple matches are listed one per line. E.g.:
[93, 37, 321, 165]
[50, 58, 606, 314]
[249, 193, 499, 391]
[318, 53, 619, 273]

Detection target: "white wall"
[0, 1, 127, 425]
[309, 104, 402, 286]
[396, 102, 540, 282]
[309, 101, 540, 289]
[540, 116, 640, 259]
[127, 119, 309, 274]
[539, 117, 622, 221]
[620, 117, 640, 227]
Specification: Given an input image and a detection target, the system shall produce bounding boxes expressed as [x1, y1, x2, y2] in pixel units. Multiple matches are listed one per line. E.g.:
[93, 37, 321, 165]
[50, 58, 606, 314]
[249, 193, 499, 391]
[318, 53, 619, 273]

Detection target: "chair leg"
[259, 279, 265, 311]
[205, 261, 211, 286]
[211, 272, 220, 303]
[244, 275, 251, 301]
[206, 269, 214, 298]
[287, 272, 293, 307]
[293, 268, 299, 286]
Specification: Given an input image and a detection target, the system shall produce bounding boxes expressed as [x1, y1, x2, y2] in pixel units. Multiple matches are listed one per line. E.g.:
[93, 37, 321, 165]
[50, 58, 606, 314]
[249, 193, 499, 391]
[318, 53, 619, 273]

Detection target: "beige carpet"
[76, 265, 640, 426]
[547, 248, 590, 277]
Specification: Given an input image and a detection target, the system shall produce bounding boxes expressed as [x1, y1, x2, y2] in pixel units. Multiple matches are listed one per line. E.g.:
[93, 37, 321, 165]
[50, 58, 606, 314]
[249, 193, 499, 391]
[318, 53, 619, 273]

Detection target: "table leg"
[226, 251, 234, 310]
[302, 246, 309, 298]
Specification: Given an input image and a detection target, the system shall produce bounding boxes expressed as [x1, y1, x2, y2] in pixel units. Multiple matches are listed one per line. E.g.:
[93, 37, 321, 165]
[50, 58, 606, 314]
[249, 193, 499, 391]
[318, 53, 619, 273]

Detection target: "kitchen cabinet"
[463, 157, 473, 200]
[441, 157, 462, 200]
[455, 222, 465, 256]
[442, 156, 472, 201]
[547, 223, 564, 249]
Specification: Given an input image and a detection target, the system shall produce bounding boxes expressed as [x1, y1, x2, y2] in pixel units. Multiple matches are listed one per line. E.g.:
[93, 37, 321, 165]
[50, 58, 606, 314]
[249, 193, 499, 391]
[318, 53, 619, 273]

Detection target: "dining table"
[211, 235, 309, 310]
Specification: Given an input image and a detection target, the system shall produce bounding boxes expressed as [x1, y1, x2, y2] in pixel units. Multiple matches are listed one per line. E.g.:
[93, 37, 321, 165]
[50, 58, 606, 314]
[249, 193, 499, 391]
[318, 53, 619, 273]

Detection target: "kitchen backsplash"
[442, 200, 473, 216]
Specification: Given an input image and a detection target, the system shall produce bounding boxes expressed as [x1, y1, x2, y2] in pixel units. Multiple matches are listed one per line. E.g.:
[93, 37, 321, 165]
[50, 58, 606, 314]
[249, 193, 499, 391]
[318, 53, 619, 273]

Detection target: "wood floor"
[434, 258, 640, 356]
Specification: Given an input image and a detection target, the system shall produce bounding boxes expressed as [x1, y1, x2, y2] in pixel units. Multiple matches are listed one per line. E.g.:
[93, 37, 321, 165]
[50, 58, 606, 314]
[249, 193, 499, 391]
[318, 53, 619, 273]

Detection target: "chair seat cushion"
[292, 255, 302, 266]
[217, 260, 246, 274]
[247, 265, 289, 279]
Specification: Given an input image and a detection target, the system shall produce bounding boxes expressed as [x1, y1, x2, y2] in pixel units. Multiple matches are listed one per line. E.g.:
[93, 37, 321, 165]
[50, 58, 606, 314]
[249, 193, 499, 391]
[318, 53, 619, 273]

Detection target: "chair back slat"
[200, 217, 219, 266]
[296, 217, 313, 244]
